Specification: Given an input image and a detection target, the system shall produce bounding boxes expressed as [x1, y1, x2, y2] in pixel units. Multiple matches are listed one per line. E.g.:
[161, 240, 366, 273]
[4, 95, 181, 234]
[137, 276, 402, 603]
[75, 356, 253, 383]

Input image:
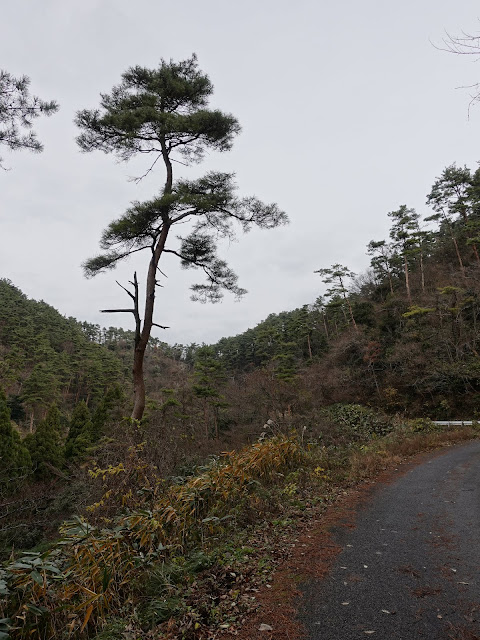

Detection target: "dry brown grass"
[345, 427, 478, 485]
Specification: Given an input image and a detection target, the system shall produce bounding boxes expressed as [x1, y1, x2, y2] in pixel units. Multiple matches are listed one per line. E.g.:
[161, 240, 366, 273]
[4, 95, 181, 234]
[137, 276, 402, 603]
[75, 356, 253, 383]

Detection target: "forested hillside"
[0, 280, 127, 429]
[203, 163, 480, 419]
[2, 162, 479, 487]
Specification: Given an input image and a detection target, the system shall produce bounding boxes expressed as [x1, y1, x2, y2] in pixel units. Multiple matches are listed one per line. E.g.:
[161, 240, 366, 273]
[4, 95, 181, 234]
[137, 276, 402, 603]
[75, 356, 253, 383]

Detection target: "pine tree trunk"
[132, 346, 147, 421]
[307, 333, 312, 359]
[447, 222, 466, 279]
[370, 364, 380, 395]
[387, 272, 394, 295]
[131, 141, 172, 421]
[404, 255, 412, 304]
[420, 252, 425, 292]
[348, 300, 357, 330]
[322, 313, 329, 339]
[344, 296, 357, 330]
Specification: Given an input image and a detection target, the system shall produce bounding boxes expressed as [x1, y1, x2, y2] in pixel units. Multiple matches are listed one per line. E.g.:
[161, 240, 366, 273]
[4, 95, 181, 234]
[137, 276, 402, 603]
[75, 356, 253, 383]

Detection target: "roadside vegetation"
[0, 407, 478, 639]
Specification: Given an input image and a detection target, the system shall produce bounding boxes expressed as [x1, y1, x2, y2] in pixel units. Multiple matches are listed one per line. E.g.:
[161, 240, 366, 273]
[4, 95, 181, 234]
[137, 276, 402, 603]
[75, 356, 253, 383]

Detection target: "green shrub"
[323, 404, 394, 440]
[408, 417, 439, 433]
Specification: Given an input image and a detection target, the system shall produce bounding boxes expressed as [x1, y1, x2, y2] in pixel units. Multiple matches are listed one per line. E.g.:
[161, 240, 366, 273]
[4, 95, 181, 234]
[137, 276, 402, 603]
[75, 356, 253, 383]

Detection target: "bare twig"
[152, 322, 169, 330]
[129, 153, 162, 184]
[116, 280, 135, 300]
[432, 26, 480, 115]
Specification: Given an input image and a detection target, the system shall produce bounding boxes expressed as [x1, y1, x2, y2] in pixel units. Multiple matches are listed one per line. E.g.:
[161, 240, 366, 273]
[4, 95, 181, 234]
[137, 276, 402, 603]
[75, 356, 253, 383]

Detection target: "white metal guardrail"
[433, 421, 475, 426]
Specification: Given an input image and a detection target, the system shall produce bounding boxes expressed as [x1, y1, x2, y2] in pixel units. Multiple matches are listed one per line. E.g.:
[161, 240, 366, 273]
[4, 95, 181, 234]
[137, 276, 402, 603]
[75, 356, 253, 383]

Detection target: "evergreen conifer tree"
[65, 400, 93, 458]
[0, 388, 31, 491]
[76, 55, 287, 420]
[25, 403, 64, 477]
[193, 346, 227, 438]
[315, 264, 358, 330]
[388, 206, 420, 303]
[91, 385, 124, 440]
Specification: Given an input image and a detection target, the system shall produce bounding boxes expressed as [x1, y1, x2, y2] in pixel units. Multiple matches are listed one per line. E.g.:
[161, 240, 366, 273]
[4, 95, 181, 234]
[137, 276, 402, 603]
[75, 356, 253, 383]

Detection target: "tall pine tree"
[76, 55, 287, 420]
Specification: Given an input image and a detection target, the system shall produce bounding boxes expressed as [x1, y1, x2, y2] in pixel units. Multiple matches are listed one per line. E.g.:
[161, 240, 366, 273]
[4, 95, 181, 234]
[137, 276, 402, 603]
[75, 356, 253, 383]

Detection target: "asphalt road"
[300, 441, 480, 639]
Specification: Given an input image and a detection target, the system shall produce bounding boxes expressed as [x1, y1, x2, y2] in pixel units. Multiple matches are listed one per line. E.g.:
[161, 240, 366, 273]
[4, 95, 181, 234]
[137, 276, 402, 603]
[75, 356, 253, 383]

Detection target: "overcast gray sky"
[1, 0, 479, 345]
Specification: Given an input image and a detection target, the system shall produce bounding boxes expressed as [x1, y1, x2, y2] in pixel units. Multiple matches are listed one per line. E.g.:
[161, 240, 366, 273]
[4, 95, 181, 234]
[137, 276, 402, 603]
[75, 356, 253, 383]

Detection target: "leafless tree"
[434, 25, 480, 114]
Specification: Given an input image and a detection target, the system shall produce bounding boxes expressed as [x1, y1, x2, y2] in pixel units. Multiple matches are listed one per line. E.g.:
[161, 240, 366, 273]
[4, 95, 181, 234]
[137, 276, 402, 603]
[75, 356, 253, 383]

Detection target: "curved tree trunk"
[131, 140, 173, 421]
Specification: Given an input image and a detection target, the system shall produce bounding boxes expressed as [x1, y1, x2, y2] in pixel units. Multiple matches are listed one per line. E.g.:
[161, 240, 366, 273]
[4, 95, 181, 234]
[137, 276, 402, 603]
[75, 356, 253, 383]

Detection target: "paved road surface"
[300, 441, 480, 639]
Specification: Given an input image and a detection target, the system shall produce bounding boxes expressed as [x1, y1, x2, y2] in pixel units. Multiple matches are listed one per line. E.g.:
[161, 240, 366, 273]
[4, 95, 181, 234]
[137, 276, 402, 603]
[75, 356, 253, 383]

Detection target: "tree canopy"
[0, 70, 58, 167]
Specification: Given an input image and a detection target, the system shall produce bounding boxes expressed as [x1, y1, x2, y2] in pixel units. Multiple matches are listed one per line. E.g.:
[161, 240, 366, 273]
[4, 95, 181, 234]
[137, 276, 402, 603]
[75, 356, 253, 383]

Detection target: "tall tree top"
[75, 54, 240, 163]
[388, 205, 420, 243]
[426, 164, 473, 222]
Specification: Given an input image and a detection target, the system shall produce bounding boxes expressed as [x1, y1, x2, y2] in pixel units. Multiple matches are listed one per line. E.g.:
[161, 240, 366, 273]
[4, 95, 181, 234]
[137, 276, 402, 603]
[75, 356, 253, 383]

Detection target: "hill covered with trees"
[0, 279, 127, 430]
[200, 163, 480, 420]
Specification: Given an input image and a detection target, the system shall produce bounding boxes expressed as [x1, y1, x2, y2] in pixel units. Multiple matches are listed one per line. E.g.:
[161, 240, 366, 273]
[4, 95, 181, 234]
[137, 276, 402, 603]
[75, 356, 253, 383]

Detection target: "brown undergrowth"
[1, 423, 478, 640]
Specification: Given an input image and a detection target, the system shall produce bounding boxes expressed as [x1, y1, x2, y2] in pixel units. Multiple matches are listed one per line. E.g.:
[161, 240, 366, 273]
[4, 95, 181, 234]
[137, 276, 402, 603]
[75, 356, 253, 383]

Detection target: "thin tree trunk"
[446, 220, 466, 279]
[132, 140, 173, 421]
[370, 364, 380, 395]
[339, 274, 357, 330]
[333, 318, 339, 337]
[387, 271, 394, 295]
[63, 377, 72, 399]
[346, 297, 358, 330]
[307, 333, 312, 359]
[404, 255, 412, 304]
[419, 252, 425, 292]
[322, 313, 329, 340]
[452, 234, 466, 279]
